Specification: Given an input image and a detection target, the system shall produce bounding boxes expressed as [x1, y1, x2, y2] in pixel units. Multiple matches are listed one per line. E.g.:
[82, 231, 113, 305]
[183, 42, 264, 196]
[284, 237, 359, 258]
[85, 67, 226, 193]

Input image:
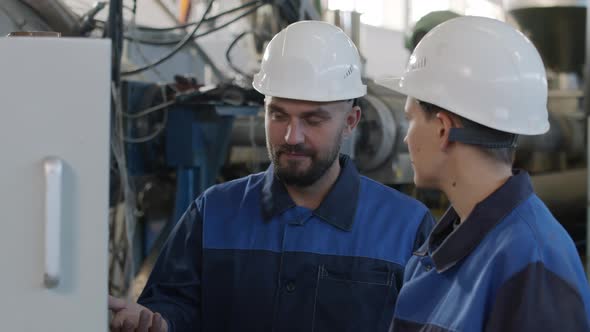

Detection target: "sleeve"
[485, 261, 590, 332]
[412, 211, 435, 252]
[137, 198, 204, 332]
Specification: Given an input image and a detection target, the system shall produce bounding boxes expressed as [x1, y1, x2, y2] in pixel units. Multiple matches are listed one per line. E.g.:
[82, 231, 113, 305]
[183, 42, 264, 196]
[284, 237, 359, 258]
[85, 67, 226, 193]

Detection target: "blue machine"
[120, 80, 262, 260]
[166, 104, 260, 223]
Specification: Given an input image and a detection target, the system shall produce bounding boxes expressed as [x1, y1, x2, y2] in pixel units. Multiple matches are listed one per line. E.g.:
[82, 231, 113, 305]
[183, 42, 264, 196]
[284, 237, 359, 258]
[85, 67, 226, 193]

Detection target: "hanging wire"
[135, 0, 262, 32]
[122, 3, 266, 46]
[120, 0, 216, 76]
[123, 86, 171, 143]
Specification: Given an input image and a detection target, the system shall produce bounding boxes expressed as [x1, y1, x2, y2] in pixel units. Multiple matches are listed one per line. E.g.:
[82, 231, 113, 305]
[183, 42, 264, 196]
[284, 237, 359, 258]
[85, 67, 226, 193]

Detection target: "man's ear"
[343, 105, 362, 137]
[435, 111, 457, 150]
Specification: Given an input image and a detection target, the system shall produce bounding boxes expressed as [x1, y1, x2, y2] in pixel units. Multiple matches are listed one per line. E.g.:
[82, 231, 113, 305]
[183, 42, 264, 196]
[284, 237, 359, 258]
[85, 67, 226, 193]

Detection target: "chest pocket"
[312, 264, 397, 332]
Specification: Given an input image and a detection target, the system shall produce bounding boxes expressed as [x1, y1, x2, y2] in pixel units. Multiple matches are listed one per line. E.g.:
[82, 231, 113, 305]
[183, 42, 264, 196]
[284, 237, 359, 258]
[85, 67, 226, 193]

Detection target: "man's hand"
[109, 295, 169, 332]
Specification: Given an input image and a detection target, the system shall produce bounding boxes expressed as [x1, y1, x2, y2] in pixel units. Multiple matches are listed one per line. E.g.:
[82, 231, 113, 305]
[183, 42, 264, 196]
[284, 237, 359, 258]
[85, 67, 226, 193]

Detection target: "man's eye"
[272, 113, 287, 121]
[305, 117, 324, 126]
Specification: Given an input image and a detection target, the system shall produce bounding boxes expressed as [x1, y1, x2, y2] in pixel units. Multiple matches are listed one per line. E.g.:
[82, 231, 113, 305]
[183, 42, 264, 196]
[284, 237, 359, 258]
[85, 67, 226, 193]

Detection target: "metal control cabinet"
[0, 37, 110, 331]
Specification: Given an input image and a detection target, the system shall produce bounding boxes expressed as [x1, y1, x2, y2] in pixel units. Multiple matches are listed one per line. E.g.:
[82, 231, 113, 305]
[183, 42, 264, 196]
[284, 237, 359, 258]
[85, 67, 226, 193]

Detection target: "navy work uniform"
[138, 156, 434, 332]
[392, 170, 590, 331]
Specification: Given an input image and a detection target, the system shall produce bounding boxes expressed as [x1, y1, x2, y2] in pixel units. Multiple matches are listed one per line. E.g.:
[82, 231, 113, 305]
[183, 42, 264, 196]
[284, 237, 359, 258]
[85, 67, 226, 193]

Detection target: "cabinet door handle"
[43, 157, 63, 288]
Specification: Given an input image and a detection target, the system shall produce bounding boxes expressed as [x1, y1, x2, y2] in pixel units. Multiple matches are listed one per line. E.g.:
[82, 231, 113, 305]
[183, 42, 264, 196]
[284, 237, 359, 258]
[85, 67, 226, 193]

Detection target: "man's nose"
[285, 120, 304, 145]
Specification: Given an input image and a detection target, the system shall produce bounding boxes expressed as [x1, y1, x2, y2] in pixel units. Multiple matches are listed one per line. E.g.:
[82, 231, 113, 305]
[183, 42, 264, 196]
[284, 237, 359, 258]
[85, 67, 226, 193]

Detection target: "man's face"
[265, 97, 355, 187]
[403, 97, 446, 188]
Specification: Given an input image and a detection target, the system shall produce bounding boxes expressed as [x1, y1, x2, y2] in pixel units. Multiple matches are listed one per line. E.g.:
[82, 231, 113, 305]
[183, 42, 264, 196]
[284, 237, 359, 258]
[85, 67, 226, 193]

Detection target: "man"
[377, 16, 590, 331]
[109, 21, 433, 332]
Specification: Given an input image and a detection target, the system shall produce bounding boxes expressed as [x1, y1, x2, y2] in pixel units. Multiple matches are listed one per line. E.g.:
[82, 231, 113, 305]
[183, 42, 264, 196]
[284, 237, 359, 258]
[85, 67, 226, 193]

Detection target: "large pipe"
[20, 0, 80, 35]
[531, 169, 586, 218]
[504, 0, 586, 77]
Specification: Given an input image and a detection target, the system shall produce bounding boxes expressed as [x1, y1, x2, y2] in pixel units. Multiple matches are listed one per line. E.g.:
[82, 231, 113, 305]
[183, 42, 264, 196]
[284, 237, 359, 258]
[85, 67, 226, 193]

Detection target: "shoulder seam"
[513, 196, 544, 261]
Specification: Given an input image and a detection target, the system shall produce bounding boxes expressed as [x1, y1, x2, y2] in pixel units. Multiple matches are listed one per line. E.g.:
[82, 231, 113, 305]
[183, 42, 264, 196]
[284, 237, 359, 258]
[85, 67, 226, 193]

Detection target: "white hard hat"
[252, 20, 366, 102]
[376, 16, 549, 135]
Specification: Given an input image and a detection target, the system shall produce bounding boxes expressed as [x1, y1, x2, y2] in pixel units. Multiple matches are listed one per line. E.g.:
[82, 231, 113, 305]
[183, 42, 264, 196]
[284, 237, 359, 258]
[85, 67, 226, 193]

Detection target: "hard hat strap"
[448, 127, 519, 148]
[417, 99, 519, 148]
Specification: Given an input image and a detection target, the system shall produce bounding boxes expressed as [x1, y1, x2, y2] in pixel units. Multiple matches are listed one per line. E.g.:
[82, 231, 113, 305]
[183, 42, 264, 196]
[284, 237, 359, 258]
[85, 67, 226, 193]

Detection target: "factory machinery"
[2, 0, 588, 296]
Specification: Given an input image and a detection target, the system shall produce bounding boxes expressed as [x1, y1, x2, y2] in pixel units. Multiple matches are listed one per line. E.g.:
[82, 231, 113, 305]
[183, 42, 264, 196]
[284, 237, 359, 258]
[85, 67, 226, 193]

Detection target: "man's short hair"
[417, 100, 516, 165]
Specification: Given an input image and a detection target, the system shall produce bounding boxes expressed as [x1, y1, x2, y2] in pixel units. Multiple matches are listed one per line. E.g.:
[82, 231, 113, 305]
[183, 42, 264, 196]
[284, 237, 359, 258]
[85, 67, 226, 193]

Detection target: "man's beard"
[268, 140, 341, 187]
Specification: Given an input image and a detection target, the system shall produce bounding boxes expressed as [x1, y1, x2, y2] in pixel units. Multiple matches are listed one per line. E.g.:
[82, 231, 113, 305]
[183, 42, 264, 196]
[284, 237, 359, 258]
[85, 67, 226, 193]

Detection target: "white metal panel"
[0, 37, 110, 332]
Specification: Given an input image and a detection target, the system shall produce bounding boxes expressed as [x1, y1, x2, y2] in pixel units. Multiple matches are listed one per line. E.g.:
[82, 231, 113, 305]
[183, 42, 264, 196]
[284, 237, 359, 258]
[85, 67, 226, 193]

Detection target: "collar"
[261, 154, 360, 231]
[416, 169, 534, 272]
